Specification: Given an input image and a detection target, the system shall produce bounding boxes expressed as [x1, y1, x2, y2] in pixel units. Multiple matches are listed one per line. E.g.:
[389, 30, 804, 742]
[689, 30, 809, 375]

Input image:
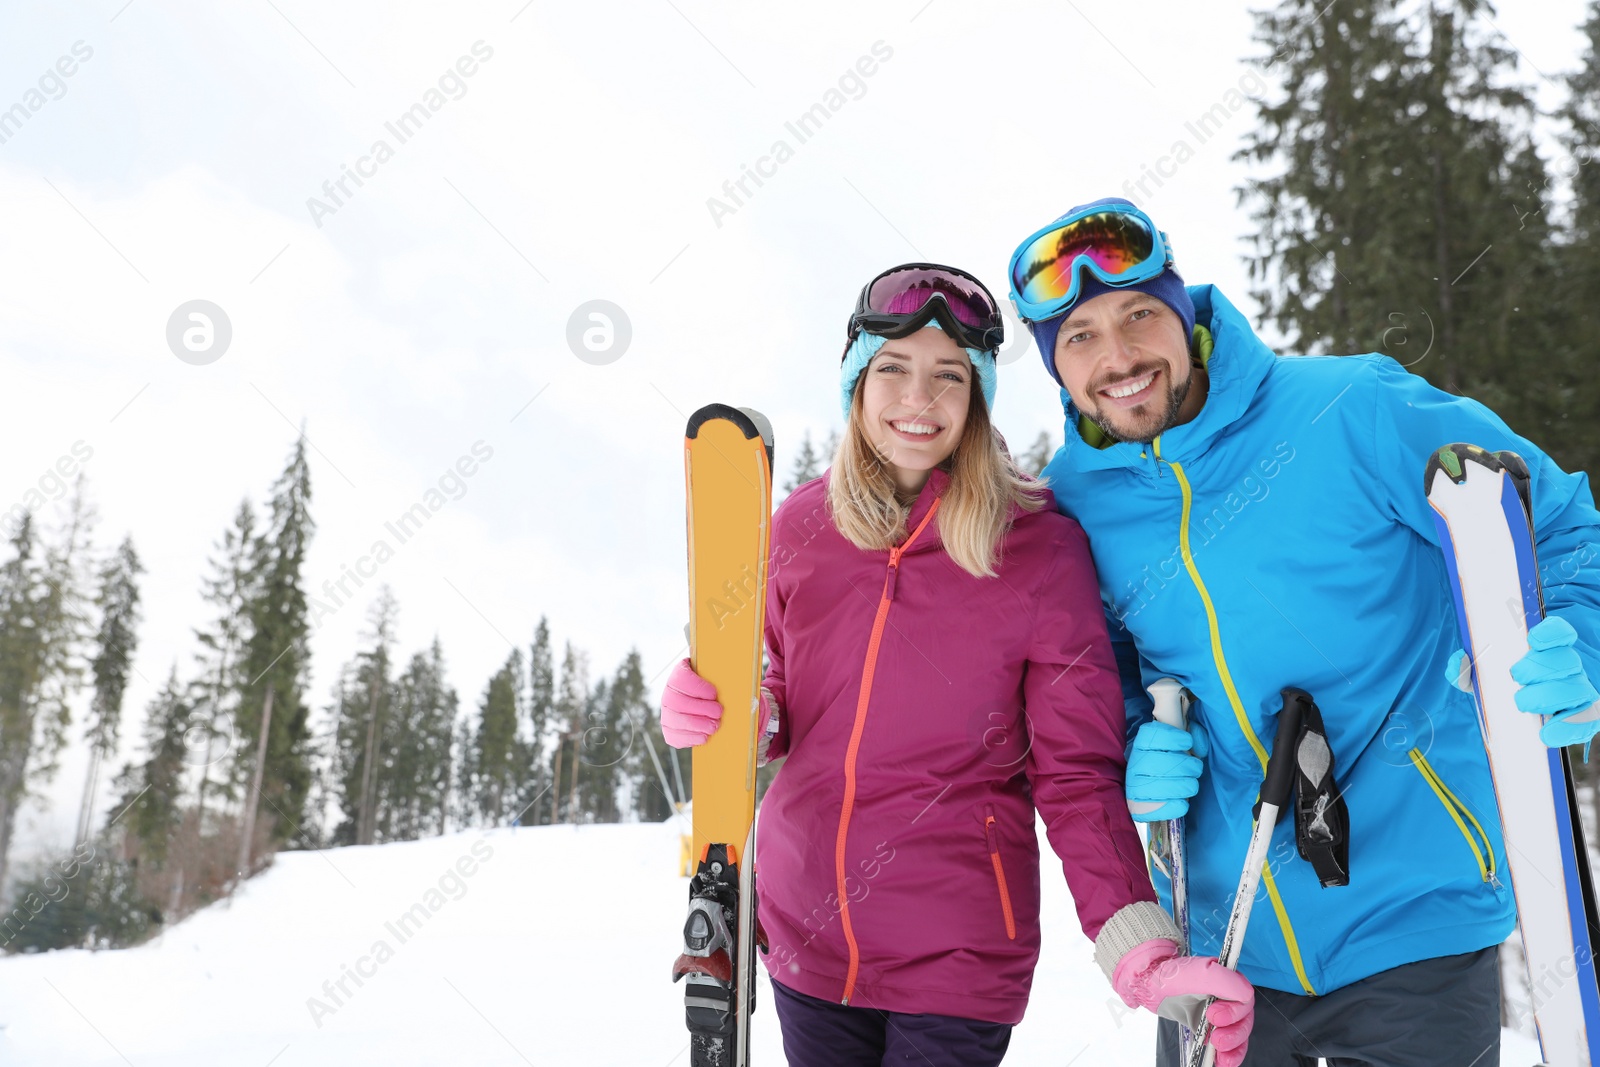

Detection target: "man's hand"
[1513, 616, 1600, 747]
[1126, 719, 1209, 822]
[1447, 616, 1600, 748]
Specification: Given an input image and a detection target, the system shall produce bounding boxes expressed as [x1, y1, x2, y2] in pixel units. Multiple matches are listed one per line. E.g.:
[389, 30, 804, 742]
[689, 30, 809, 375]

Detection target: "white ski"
[1426, 443, 1600, 1067]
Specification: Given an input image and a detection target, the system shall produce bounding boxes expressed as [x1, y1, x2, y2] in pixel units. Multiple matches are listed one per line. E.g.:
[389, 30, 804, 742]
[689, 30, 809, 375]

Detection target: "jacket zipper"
[984, 808, 1018, 941]
[834, 498, 942, 1005]
[1409, 749, 1497, 884]
[1154, 436, 1317, 996]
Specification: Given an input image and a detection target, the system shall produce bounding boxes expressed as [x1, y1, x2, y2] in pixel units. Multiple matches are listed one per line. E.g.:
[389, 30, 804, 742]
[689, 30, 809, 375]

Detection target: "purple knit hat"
[1024, 198, 1195, 386]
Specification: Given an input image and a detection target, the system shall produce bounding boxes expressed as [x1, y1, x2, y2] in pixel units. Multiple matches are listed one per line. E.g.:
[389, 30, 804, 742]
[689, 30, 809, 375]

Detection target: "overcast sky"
[0, 0, 1590, 859]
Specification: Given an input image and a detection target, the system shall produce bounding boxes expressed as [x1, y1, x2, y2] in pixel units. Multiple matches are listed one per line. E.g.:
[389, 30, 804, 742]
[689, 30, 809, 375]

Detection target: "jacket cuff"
[1093, 901, 1183, 983]
[756, 688, 783, 766]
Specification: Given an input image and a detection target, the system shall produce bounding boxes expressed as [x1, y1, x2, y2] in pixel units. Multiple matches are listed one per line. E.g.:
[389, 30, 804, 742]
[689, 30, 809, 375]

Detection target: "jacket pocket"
[984, 806, 1017, 941]
[1409, 749, 1496, 883]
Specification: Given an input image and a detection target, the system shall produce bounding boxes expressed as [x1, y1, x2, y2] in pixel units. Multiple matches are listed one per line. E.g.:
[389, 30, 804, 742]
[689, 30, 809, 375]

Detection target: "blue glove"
[1126, 719, 1209, 822]
[1511, 616, 1600, 748]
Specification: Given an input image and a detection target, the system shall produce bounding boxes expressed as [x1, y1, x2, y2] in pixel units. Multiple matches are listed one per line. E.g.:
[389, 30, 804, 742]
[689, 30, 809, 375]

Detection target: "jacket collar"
[903, 467, 948, 551]
[816, 466, 949, 555]
[1053, 285, 1276, 472]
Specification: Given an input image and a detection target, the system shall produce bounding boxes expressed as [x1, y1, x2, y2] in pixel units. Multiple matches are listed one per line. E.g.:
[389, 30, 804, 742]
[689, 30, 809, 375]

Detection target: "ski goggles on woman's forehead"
[843, 263, 1005, 359]
[1007, 204, 1175, 323]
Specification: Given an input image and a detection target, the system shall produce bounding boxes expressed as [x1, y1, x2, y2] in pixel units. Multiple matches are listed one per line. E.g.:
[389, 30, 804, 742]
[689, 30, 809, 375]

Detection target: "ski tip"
[736, 407, 775, 451]
[1424, 443, 1509, 493]
[1493, 449, 1531, 482]
[685, 404, 775, 468]
[686, 404, 762, 442]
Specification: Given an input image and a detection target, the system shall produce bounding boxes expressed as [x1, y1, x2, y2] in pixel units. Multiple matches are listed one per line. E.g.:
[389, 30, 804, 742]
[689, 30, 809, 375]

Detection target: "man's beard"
[1084, 364, 1193, 445]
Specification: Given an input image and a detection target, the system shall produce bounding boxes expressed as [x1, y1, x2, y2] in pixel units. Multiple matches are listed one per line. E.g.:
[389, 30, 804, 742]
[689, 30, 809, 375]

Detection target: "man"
[1006, 197, 1600, 1066]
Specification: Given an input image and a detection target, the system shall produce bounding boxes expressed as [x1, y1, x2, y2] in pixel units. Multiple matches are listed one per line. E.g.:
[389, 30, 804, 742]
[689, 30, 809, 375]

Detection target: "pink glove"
[661, 659, 722, 747]
[661, 659, 782, 754]
[1112, 939, 1254, 1067]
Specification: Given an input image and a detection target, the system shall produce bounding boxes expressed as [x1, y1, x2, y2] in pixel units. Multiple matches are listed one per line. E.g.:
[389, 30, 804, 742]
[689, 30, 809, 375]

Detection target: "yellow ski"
[671, 404, 772, 1067]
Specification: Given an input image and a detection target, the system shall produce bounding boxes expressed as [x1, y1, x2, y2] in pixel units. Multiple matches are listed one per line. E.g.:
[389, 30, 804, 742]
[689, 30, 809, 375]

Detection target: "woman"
[661, 263, 1253, 1066]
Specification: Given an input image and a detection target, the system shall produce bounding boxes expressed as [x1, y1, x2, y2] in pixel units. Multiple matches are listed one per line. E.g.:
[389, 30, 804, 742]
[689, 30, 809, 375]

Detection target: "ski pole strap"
[1286, 693, 1349, 887]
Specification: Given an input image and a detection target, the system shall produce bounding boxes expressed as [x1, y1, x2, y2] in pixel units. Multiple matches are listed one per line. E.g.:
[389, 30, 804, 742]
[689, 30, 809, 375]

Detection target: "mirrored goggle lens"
[1012, 212, 1156, 307]
[866, 267, 997, 331]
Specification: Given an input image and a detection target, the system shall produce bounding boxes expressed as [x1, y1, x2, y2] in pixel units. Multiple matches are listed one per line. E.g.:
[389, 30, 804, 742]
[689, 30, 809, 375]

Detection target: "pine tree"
[1409, 2, 1551, 415]
[380, 640, 457, 841]
[330, 592, 398, 845]
[550, 643, 589, 823]
[449, 714, 474, 833]
[1017, 431, 1054, 478]
[190, 501, 258, 835]
[303, 691, 338, 849]
[117, 668, 194, 867]
[1236, 0, 1417, 353]
[1566, 2, 1600, 252]
[471, 649, 523, 825]
[516, 618, 555, 826]
[617, 650, 676, 822]
[325, 662, 366, 847]
[1236, 0, 1551, 442]
[0, 517, 43, 893]
[237, 436, 315, 857]
[783, 431, 824, 493]
[354, 590, 396, 845]
[76, 535, 143, 847]
[572, 677, 619, 822]
[36, 479, 94, 780]
[0, 482, 93, 890]
[1547, 0, 1600, 475]
[1, 842, 155, 953]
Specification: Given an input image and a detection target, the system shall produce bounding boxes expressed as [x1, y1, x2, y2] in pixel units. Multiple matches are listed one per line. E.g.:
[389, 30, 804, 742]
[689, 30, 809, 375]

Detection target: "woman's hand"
[661, 658, 723, 748]
[1112, 938, 1254, 1067]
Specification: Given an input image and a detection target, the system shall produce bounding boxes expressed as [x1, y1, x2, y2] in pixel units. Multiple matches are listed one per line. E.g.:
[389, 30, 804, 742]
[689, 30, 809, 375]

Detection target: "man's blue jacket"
[1042, 284, 1600, 994]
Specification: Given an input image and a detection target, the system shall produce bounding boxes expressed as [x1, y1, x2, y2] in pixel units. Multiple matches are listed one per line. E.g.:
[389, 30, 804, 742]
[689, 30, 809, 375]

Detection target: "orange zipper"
[835, 498, 941, 1005]
[985, 810, 1017, 940]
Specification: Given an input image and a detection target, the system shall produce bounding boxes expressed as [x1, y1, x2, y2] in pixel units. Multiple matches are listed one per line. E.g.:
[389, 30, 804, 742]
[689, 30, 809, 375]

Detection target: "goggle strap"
[846, 294, 1002, 353]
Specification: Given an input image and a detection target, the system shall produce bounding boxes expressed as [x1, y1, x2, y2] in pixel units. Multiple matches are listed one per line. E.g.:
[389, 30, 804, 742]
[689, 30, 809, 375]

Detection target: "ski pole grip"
[1261, 687, 1311, 814]
[1149, 678, 1188, 731]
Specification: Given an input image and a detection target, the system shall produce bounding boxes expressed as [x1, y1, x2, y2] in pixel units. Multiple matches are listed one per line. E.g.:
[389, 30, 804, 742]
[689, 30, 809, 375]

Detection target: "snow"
[0, 817, 1546, 1065]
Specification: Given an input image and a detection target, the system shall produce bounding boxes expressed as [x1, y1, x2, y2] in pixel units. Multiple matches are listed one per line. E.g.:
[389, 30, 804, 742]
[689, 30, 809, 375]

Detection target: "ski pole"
[1187, 687, 1310, 1067]
[1147, 678, 1192, 1061]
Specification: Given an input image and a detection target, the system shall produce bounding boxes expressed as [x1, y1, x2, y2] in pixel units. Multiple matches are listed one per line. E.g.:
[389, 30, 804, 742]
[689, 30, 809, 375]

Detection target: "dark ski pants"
[771, 978, 1012, 1066]
[1156, 946, 1500, 1067]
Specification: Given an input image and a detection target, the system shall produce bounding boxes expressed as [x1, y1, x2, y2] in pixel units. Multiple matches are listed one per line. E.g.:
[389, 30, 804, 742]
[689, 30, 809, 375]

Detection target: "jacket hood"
[1054, 285, 1277, 473]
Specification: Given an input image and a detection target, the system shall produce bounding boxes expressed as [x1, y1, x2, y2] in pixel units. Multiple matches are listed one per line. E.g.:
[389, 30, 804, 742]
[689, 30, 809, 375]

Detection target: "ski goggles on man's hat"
[1007, 202, 1176, 324]
[842, 262, 1005, 360]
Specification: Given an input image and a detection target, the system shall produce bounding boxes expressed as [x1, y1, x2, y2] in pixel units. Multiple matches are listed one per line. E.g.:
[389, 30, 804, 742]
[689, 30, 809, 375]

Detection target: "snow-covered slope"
[0, 818, 1543, 1065]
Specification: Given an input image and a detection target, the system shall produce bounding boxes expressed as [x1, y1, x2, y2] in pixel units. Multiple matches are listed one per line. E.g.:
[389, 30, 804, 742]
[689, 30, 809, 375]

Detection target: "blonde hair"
[826, 374, 1048, 578]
